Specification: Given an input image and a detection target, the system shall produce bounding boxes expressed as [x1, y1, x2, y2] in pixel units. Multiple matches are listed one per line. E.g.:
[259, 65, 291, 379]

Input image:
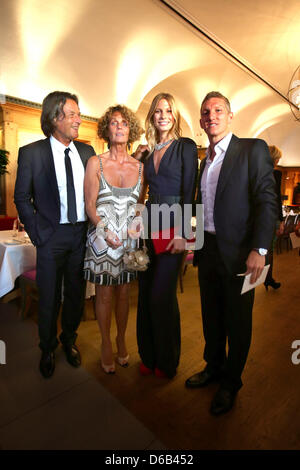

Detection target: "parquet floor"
[78, 248, 300, 450]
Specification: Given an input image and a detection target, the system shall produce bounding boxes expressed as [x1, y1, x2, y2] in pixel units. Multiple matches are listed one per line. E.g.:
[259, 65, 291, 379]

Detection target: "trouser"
[197, 232, 254, 391]
[36, 223, 87, 352]
[137, 240, 183, 377]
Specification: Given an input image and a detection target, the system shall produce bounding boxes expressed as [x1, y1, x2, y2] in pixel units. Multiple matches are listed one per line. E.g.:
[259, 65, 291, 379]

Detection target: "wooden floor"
[12, 248, 300, 450]
[76, 248, 300, 450]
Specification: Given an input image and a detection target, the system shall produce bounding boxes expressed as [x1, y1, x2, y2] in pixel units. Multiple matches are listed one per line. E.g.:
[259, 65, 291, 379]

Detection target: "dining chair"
[0, 216, 17, 231]
[19, 270, 95, 321]
[178, 250, 194, 293]
[276, 214, 297, 253]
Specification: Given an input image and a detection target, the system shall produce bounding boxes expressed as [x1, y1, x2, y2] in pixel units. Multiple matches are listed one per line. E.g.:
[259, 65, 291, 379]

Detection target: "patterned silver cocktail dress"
[84, 157, 142, 285]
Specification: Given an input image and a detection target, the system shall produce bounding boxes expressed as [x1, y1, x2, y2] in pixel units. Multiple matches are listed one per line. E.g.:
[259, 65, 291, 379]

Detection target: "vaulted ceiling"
[1, 0, 300, 165]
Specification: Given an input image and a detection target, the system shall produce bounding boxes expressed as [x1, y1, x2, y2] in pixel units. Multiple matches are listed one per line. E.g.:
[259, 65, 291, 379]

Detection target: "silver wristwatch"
[253, 248, 268, 256]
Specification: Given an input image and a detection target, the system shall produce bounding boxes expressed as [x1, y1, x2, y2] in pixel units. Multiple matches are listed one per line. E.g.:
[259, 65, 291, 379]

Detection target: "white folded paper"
[238, 264, 270, 294]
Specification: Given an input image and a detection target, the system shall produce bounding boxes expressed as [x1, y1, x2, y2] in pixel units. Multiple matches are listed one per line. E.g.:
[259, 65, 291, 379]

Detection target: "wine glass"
[12, 218, 18, 238]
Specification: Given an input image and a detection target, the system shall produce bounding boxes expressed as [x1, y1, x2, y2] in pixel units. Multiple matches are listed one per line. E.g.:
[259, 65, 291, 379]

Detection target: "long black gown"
[137, 137, 198, 377]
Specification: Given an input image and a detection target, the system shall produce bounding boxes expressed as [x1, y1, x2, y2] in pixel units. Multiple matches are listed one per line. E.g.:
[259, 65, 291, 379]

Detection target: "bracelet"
[96, 221, 108, 239]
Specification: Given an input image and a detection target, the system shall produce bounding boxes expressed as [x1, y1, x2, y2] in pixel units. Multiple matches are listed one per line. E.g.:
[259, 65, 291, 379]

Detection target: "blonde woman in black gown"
[137, 93, 198, 378]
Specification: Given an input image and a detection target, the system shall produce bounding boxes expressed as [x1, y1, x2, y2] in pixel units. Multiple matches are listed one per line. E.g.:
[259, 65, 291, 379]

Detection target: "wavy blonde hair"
[268, 145, 282, 165]
[145, 93, 182, 151]
[98, 104, 144, 145]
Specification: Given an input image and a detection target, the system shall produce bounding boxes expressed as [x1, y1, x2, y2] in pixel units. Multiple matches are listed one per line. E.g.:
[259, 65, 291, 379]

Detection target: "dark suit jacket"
[14, 138, 95, 247]
[194, 134, 278, 274]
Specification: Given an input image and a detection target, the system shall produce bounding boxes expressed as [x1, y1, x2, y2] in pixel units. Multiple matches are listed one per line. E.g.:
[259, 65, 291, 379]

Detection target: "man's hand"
[245, 250, 265, 284]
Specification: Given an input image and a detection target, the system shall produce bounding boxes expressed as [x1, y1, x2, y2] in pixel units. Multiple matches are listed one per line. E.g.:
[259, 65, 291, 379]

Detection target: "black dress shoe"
[39, 351, 55, 378]
[63, 344, 81, 368]
[185, 369, 220, 388]
[210, 387, 237, 416]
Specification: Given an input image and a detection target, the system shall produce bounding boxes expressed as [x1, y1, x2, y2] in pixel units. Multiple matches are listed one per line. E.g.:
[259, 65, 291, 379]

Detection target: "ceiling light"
[288, 66, 300, 121]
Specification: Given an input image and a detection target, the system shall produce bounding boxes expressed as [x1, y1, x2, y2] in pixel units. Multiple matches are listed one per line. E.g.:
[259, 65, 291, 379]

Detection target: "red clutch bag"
[151, 227, 196, 254]
[151, 227, 175, 254]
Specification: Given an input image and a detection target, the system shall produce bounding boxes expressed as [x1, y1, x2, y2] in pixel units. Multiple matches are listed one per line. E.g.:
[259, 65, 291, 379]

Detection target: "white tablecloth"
[0, 230, 36, 297]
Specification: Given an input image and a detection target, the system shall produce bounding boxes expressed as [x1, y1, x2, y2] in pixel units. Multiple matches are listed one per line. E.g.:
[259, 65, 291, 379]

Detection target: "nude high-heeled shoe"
[116, 336, 129, 367]
[101, 361, 115, 374]
[117, 354, 130, 367]
[101, 343, 115, 374]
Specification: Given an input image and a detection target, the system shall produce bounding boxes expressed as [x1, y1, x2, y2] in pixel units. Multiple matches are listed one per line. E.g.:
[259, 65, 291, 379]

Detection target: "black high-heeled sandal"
[264, 279, 281, 290]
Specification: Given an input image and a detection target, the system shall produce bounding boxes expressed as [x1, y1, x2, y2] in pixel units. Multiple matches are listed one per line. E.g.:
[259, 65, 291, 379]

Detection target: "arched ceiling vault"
[0, 0, 299, 165]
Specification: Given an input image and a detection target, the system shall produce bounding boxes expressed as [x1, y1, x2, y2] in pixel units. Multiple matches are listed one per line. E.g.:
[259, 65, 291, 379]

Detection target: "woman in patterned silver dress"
[84, 105, 144, 374]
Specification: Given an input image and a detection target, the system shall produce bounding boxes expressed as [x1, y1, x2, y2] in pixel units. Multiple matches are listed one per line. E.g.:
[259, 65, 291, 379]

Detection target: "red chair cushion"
[0, 216, 17, 230]
[22, 269, 36, 281]
[185, 252, 194, 263]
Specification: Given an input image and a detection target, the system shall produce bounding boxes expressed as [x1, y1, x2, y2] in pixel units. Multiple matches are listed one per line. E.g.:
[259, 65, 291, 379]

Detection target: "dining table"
[0, 230, 36, 299]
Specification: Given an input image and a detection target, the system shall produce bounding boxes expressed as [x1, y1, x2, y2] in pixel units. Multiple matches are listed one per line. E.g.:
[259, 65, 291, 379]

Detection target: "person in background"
[84, 105, 144, 374]
[264, 145, 284, 290]
[186, 91, 277, 415]
[14, 91, 95, 378]
[136, 92, 198, 379]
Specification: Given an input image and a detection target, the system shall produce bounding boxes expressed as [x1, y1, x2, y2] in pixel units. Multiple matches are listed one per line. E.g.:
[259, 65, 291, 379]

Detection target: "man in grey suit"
[186, 91, 277, 415]
[14, 91, 95, 378]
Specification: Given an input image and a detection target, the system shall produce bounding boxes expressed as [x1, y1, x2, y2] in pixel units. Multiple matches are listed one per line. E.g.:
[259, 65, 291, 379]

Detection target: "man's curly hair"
[98, 104, 144, 145]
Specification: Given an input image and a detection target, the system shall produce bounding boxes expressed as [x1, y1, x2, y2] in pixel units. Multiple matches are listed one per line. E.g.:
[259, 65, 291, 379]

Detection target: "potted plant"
[0, 149, 9, 175]
[0, 149, 9, 215]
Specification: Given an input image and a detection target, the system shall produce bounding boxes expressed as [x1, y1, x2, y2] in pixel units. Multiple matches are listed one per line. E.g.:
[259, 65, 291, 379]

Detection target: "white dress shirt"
[50, 136, 86, 223]
[201, 132, 232, 233]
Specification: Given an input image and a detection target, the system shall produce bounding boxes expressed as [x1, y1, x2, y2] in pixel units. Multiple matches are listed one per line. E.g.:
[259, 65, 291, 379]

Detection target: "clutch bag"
[151, 227, 196, 254]
[151, 227, 175, 254]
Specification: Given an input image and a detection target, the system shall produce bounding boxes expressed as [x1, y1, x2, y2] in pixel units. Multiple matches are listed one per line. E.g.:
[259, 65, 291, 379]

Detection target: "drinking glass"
[12, 218, 18, 237]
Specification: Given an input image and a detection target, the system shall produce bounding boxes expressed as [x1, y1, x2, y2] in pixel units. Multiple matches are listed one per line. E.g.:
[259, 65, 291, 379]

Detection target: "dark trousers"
[137, 241, 183, 377]
[36, 223, 87, 352]
[197, 232, 254, 391]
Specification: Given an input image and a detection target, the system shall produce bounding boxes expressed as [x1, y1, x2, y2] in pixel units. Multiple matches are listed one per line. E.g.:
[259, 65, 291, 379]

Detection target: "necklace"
[154, 138, 174, 151]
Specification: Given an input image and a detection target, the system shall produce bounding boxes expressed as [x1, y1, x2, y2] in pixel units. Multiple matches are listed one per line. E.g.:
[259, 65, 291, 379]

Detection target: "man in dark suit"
[14, 91, 95, 378]
[186, 91, 277, 415]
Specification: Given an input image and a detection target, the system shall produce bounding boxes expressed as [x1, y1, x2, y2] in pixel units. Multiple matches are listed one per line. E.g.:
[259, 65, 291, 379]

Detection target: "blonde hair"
[145, 93, 182, 150]
[268, 145, 282, 165]
[98, 104, 144, 145]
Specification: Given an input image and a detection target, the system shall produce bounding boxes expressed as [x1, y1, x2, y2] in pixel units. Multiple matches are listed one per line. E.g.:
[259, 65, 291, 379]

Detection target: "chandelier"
[288, 66, 300, 121]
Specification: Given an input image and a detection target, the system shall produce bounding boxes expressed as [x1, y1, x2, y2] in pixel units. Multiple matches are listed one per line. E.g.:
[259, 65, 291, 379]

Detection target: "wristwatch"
[252, 248, 268, 256]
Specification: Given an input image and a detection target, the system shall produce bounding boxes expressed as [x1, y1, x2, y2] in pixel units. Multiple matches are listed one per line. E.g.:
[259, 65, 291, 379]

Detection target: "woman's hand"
[128, 216, 144, 239]
[133, 144, 150, 161]
[105, 229, 122, 249]
[166, 237, 186, 254]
